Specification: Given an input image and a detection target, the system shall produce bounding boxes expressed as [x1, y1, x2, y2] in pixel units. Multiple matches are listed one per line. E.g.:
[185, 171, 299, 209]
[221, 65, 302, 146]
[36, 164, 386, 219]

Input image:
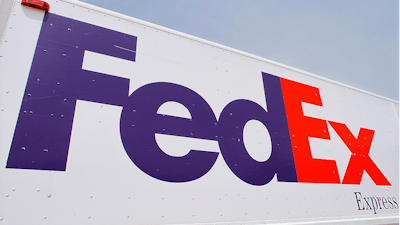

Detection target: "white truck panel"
[0, 0, 398, 224]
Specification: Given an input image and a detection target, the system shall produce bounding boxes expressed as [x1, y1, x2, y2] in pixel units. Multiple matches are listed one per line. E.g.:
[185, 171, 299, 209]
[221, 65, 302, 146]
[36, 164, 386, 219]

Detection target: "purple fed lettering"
[8, 14, 297, 186]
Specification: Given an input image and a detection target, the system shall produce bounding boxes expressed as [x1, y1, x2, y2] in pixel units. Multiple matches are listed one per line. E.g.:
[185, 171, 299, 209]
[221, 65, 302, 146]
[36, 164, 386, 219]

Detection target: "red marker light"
[21, 0, 50, 12]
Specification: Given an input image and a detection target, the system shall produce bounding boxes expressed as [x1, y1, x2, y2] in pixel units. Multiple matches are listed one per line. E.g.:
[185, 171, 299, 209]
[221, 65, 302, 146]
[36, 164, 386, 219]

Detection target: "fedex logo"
[6, 13, 390, 186]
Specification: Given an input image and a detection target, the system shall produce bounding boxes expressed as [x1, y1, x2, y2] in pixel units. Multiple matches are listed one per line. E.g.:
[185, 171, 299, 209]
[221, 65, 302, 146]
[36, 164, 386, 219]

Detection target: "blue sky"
[79, 0, 399, 100]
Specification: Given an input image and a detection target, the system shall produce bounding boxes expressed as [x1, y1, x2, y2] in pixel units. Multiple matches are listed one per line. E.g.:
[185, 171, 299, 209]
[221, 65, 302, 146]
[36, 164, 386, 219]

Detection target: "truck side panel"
[0, 0, 398, 224]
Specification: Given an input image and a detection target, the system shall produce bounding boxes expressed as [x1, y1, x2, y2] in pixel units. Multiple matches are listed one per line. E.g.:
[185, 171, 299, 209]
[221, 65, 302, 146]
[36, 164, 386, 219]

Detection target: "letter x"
[328, 121, 391, 185]
[364, 197, 373, 210]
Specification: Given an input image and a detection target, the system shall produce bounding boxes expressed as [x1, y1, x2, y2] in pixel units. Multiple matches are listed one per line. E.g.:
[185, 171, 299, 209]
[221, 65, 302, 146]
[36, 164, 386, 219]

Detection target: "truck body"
[0, 0, 398, 224]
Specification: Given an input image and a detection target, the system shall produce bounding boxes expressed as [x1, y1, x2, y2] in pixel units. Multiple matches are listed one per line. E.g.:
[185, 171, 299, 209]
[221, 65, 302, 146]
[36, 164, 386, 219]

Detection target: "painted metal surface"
[0, 0, 398, 224]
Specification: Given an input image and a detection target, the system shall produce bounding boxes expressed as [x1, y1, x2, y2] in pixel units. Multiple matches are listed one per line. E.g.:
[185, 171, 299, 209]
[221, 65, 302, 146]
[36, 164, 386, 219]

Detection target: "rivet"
[50, 24, 53, 26]
[61, 115, 64, 118]
[128, 196, 131, 199]
[99, 121, 101, 123]
[133, 110, 136, 112]
[28, 94, 31, 97]
[230, 113, 232, 116]
[0, 217, 2, 221]
[75, 46, 78, 48]
[51, 114, 54, 117]
[23, 111, 27, 114]
[21, 147, 25, 150]
[225, 193, 227, 195]
[64, 99, 67, 102]
[63, 54, 66, 57]
[88, 215, 91, 218]
[37, 189, 40, 192]
[161, 196, 164, 199]
[44, 216, 47, 219]
[220, 213, 222, 216]
[215, 136, 218, 138]
[192, 214, 195, 217]
[127, 215, 129, 218]
[214, 123, 217, 126]
[44, 50, 47, 52]
[68, 28, 71, 31]
[37, 79, 40, 82]
[1, 109, 3, 111]
[29, 111, 33, 114]
[161, 215, 164, 217]
[90, 195, 93, 198]
[238, 139, 240, 142]
[190, 133, 193, 136]
[9, 27, 11, 29]
[47, 194, 51, 198]
[44, 149, 48, 152]
[245, 212, 247, 214]
[132, 125, 135, 127]
[12, 188, 15, 191]
[5, 194, 9, 197]
[57, 82, 60, 85]
[219, 197, 221, 200]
